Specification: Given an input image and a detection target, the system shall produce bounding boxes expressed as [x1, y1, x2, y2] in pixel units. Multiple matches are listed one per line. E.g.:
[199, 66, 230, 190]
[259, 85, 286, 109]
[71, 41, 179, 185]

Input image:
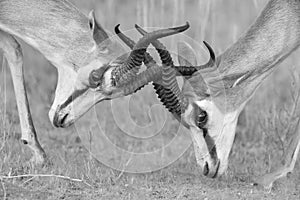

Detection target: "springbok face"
[183, 97, 240, 177]
[49, 13, 190, 128]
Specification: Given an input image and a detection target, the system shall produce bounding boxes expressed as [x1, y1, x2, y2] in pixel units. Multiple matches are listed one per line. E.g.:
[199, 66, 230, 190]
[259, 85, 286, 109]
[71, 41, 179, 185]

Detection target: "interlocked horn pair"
[115, 22, 216, 121]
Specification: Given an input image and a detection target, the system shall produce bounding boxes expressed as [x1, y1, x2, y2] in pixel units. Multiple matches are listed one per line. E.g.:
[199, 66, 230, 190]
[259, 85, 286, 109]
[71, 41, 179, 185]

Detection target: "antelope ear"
[177, 41, 197, 66]
[88, 10, 111, 47]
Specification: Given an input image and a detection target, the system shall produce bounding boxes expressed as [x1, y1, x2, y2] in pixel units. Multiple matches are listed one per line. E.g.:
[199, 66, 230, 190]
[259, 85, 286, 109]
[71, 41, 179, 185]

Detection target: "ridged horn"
[115, 24, 156, 66]
[135, 24, 188, 116]
[114, 24, 157, 94]
[173, 41, 216, 76]
[115, 24, 214, 77]
[122, 65, 162, 96]
[115, 25, 186, 120]
[198, 41, 215, 70]
[112, 23, 190, 87]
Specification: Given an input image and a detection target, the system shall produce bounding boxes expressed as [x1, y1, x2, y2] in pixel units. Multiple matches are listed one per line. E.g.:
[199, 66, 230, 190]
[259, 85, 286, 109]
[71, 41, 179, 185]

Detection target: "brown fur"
[198, 0, 300, 112]
[0, 0, 97, 68]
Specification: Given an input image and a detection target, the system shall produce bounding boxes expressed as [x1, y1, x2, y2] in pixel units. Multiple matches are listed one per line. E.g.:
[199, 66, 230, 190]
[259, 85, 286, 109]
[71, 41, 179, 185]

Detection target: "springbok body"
[117, 0, 300, 189]
[0, 0, 191, 165]
[177, 0, 300, 188]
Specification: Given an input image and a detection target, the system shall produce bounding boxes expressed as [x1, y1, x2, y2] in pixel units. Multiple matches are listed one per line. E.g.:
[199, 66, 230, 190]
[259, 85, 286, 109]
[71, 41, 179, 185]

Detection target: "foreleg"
[0, 30, 46, 165]
[254, 123, 300, 190]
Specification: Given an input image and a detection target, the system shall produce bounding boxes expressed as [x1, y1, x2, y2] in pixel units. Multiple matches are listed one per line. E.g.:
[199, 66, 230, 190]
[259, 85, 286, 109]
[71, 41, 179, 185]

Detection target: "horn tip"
[185, 21, 190, 28]
[203, 41, 210, 47]
[135, 24, 146, 35]
[203, 41, 216, 61]
[174, 22, 190, 33]
[115, 24, 121, 34]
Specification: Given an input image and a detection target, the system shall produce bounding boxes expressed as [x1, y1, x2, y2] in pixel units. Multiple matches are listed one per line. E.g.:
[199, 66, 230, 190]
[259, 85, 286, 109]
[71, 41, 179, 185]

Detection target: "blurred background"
[1, 0, 300, 199]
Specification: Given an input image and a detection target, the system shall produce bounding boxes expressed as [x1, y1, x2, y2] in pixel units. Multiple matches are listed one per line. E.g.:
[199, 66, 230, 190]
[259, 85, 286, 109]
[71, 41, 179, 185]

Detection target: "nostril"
[21, 139, 28, 145]
[53, 112, 60, 128]
[53, 112, 68, 128]
[60, 113, 68, 125]
[203, 161, 209, 176]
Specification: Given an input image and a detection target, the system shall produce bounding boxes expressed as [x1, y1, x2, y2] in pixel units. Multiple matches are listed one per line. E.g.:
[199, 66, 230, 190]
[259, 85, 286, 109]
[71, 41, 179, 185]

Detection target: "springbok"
[0, 0, 195, 165]
[117, 0, 300, 188]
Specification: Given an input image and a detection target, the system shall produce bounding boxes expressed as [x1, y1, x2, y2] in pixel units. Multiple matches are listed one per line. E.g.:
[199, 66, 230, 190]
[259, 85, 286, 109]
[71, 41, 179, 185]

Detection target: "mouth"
[203, 159, 220, 178]
[53, 112, 70, 128]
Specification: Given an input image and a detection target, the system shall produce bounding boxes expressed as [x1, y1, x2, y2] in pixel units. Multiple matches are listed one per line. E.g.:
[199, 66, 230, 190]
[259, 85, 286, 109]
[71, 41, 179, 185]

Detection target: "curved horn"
[115, 24, 214, 76]
[135, 24, 174, 66]
[115, 24, 182, 119]
[135, 24, 188, 116]
[114, 24, 134, 49]
[115, 24, 156, 66]
[114, 24, 156, 94]
[122, 64, 187, 126]
[198, 41, 216, 70]
[172, 41, 215, 77]
[122, 65, 162, 96]
[112, 23, 190, 87]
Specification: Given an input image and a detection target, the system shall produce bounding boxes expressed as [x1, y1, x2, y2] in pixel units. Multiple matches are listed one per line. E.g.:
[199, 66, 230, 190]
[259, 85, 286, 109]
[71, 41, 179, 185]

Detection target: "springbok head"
[50, 11, 190, 128]
[177, 44, 243, 178]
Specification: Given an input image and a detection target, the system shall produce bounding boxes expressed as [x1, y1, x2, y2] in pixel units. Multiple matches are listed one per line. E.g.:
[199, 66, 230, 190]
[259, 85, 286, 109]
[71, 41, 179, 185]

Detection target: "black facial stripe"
[203, 127, 208, 138]
[60, 88, 88, 110]
[203, 128, 218, 162]
[192, 103, 218, 162]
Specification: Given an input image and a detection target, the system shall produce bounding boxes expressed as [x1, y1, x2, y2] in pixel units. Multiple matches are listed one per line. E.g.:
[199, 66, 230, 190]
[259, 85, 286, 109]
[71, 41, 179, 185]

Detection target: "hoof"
[252, 176, 274, 192]
[29, 151, 49, 167]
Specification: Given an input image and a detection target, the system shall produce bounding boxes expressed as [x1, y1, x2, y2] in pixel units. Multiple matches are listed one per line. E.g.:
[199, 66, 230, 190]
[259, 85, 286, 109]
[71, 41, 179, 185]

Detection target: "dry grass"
[1, 0, 300, 199]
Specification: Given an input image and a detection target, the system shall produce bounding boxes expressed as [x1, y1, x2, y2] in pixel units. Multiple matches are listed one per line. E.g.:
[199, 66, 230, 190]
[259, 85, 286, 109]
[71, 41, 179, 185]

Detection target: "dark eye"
[89, 70, 102, 88]
[89, 65, 110, 88]
[194, 105, 208, 129]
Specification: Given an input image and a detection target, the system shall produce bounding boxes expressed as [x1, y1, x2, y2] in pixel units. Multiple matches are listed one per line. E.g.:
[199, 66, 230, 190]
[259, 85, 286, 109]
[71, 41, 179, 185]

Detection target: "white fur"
[185, 99, 240, 175]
